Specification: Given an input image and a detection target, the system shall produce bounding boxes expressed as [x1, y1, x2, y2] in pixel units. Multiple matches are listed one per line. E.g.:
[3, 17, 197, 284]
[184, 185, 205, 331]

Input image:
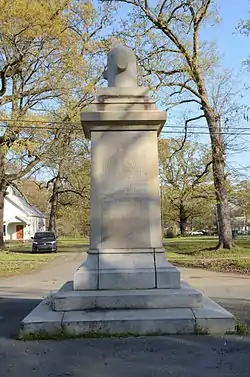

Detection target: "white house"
[231, 216, 250, 235]
[3, 186, 46, 241]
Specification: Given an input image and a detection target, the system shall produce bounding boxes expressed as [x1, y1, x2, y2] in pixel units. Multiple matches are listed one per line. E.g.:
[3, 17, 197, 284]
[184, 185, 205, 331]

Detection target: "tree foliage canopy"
[159, 137, 214, 234]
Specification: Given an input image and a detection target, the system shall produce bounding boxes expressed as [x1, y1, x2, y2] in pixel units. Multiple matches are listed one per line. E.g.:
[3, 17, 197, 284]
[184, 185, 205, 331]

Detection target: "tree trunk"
[204, 108, 232, 249]
[192, 64, 232, 249]
[179, 202, 188, 235]
[48, 174, 61, 233]
[0, 189, 4, 250]
[0, 144, 5, 250]
[214, 162, 232, 249]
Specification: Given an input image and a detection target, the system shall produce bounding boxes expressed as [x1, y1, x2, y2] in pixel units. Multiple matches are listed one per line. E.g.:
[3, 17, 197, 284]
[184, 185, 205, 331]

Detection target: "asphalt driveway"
[0, 250, 250, 377]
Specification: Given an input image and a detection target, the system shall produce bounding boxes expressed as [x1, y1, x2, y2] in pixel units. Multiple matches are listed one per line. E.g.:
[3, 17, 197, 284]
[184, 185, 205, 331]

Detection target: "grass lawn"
[57, 237, 89, 253]
[165, 236, 250, 274]
[0, 237, 89, 277]
[0, 252, 58, 277]
[3, 235, 250, 277]
[4, 237, 89, 254]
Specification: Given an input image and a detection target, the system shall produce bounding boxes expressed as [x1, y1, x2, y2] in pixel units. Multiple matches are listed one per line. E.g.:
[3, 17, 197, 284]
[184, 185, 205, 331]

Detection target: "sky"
[7, 0, 250, 181]
[209, 0, 249, 72]
[202, 0, 250, 174]
[103, 0, 250, 176]
[38, 1, 250, 179]
[160, 0, 250, 176]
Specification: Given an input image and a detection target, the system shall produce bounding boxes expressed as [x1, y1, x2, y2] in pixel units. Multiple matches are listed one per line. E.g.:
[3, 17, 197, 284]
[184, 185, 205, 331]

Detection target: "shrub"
[165, 227, 177, 238]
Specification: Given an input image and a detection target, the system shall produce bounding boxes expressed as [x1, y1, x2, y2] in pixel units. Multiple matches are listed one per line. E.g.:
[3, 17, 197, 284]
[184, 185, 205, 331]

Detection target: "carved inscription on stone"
[101, 198, 150, 249]
[100, 131, 149, 199]
[97, 131, 151, 248]
[90, 130, 162, 249]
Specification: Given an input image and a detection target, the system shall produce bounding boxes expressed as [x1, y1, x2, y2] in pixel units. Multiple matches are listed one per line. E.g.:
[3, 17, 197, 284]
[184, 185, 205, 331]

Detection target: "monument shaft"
[90, 130, 162, 251]
[74, 48, 180, 291]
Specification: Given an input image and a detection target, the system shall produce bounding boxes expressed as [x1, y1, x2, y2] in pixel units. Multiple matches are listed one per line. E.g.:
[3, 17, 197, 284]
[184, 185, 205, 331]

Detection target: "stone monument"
[20, 46, 236, 337]
[73, 45, 180, 292]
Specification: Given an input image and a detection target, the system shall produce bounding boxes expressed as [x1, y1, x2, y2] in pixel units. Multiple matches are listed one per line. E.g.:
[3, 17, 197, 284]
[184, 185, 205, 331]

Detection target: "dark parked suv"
[32, 231, 57, 253]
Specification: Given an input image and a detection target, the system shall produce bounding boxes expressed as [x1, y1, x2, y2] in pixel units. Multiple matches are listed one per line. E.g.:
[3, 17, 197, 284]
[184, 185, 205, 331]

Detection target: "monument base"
[20, 280, 236, 338]
[73, 250, 180, 290]
[51, 283, 203, 311]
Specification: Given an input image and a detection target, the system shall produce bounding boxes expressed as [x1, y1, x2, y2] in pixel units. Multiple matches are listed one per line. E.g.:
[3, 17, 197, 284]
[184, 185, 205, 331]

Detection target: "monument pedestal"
[74, 250, 180, 290]
[73, 88, 180, 292]
[20, 47, 236, 338]
[20, 281, 235, 337]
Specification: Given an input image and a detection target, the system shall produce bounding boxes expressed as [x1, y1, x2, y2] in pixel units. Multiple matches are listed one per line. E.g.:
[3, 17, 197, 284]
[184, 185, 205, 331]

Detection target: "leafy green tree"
[0, 0, 110, 248]
[0, 0, 71, 248]
[111, 0, 234, 248]
[159, 138, 214, 235]
[56, 155, 90, 237]
[43, 127, 90, 233]
[27, 0, 111, 234]
[230, 180, 250, 230]
[18, 179, 50, 214]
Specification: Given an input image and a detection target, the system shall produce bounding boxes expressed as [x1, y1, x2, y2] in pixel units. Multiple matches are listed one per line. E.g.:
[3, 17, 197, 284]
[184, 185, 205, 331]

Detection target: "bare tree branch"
[166, 81, 201, 98]
[158, 0, 168, 17]
[143, 68, 187, 77]
[192, 160, 213, 187]
[169, 114, 205, 161]
[0, 70, 6, 97]
[166, 3, 189, 24]
[166, 99, 202, 110]
[137, 45, 180, 64]
[57, 188, 88, 198]
[196, 0, 211, 26]
[6, 156, 40, 181]
[46, 176, 57, 189]
[116, 0, 194, 69]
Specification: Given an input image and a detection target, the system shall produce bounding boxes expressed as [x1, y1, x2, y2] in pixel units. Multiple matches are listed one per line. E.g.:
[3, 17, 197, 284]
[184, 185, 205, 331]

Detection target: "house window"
[3, 225, 6, 236]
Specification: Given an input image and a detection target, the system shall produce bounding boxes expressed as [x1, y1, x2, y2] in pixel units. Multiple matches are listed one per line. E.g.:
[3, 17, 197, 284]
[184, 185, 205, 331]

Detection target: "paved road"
[1, 250, 250, 377]
[0, 251, 85, 340]
[181, 267, 250, 326]
[0, 251, 84, 299]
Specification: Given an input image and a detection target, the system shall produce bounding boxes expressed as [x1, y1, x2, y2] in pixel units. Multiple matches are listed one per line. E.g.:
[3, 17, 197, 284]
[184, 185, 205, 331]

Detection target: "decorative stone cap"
[97, 87, 149, 99]
[81, 110, 166, 139]
[81, 86, 166, 139]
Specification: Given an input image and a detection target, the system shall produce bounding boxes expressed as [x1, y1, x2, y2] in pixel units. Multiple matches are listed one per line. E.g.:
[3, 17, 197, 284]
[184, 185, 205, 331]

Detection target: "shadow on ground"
[0, 296, 40, 338]
[0, 295, 250, 376]
[216, 297, 250, 327]
[0, 295, 250, 339]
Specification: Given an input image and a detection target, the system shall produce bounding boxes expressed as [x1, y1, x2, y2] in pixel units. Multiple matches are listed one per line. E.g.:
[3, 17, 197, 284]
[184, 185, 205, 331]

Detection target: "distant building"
[3, 186, 46, 241]
[231, 216, 250, 234]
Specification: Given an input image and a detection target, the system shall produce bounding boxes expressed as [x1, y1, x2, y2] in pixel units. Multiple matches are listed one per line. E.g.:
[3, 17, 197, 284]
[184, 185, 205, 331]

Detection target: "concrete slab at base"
[51, 285, 203, 311]
[193, 296, 236, 334]
[20, 290, 236, 338]
[62, 308, 195, 336]
[20, 299, 63, 338]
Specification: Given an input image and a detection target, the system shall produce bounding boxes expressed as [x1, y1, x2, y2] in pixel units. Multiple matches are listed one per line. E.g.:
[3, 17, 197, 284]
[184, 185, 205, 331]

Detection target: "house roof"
[6, 194, 45, 218]
[4, 215, 30, 225]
